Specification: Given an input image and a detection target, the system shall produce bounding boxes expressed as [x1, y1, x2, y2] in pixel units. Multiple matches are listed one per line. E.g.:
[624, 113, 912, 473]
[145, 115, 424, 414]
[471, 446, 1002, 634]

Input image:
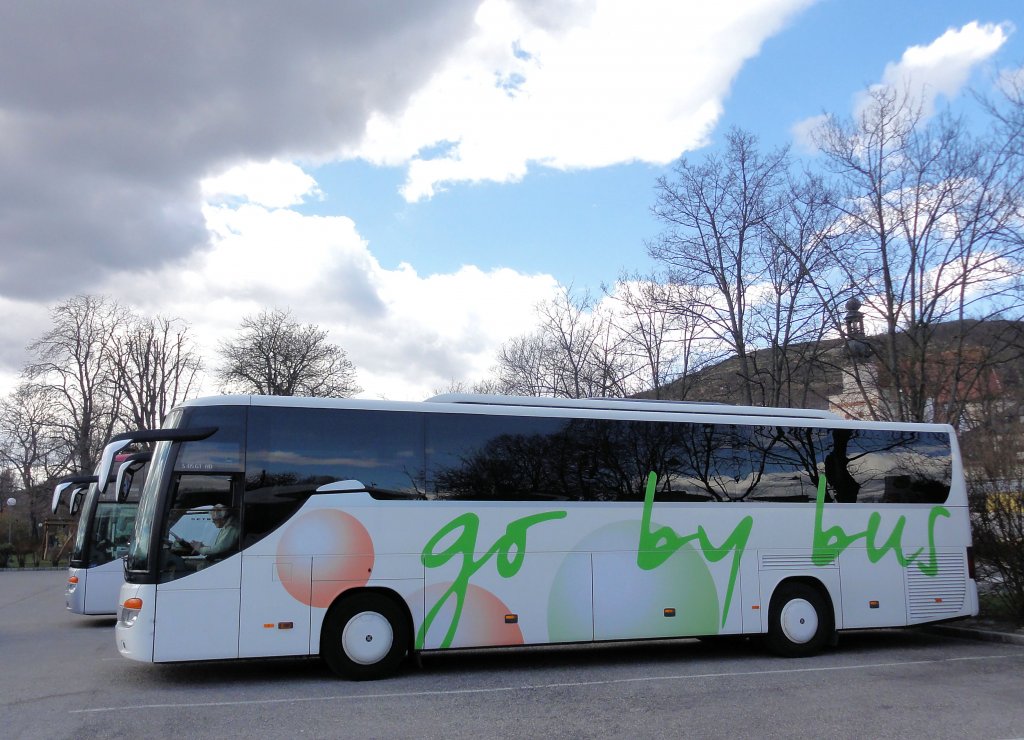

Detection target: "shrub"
[969, 482, 1024, 625]
[0, 542, 14, 568]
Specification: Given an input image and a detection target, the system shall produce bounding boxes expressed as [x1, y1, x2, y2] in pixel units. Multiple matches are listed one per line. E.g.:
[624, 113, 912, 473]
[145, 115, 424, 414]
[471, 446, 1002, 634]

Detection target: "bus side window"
[821, 429, 952, 504]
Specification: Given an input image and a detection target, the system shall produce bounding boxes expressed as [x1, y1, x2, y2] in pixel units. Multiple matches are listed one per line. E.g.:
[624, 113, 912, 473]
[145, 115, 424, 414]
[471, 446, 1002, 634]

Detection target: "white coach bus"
[105, 394, 977, 679]
[52, 453, 149, 615]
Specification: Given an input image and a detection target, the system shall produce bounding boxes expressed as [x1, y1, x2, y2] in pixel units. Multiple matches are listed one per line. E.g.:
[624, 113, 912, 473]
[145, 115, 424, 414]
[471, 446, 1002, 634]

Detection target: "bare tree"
[815, 86, 1024, 423]
[961, 354, 1024, 623]
[493, 287, 637, 399]
[217, 308, 361, 397]
[0, 382, 72, 541]
[493, 332, 551, 397]
[23, 295, 130, 472]
[534, 287, 617, 398]
[0, 382, 72, 489]
[981, 67, 1024, 160]
[430, 377, 504, 397]
[749, 171, 845, 407]
[603, 274, 720, 400]
[112, 314, 204, 430]
[650, 128, 823, 406]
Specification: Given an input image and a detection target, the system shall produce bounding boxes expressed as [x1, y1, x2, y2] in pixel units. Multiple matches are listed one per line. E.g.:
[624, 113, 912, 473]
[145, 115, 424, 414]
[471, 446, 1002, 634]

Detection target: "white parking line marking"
[71, 652, 1024, 714]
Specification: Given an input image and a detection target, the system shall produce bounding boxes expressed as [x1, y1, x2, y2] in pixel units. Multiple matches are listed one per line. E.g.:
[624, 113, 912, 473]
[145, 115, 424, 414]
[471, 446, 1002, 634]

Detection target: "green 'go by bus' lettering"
[418, 509, 567, 649]
[638, 471, 753, 628]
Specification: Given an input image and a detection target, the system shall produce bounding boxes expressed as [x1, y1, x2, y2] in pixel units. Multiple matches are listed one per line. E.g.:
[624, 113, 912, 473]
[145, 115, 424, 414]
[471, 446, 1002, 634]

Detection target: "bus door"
[153, 473, 243, 662]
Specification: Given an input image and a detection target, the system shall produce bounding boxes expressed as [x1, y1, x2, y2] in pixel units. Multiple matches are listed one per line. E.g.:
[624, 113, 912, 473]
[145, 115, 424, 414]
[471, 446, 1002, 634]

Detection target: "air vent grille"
[907, 552, 966, 621]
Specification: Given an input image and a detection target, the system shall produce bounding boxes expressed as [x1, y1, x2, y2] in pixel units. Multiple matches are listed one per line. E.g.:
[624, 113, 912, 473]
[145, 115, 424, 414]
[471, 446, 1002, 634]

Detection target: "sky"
[1, 0, 1022, 401]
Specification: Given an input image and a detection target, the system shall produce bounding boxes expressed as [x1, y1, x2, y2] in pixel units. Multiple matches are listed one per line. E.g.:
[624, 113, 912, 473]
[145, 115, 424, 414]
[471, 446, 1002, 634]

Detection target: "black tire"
[321, 593, 410, 680]
[766, 582, 833, 658]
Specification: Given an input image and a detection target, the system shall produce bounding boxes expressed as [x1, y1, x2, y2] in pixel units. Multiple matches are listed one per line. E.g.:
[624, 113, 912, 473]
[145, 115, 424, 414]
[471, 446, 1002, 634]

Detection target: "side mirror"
[115, 452, 152, 503]
[96, 427, 217, 494]
[51, 475, 98, 514]
[70, 487, 86, 516]
[51, 482, 73, 515]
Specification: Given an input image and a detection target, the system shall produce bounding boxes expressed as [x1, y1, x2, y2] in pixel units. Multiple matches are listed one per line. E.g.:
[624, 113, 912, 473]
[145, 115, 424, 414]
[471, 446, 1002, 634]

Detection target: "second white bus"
[53, 453, 149, 615]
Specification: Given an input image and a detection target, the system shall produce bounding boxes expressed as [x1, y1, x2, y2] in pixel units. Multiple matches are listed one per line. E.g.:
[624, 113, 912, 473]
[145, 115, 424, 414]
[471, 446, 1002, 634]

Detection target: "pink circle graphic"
[276, 509, 374, 607]
[420, 582, 524, 648]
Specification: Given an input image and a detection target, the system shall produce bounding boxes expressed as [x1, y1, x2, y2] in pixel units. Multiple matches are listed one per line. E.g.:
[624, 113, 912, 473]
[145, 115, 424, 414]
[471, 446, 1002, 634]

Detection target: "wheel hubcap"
[779, 598, 818, 644]
[342, 611, 394, 665]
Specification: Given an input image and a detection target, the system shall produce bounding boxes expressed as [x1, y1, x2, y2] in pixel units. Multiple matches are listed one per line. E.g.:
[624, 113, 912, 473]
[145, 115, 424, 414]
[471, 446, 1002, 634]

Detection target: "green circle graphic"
[548, 520, 720, 641]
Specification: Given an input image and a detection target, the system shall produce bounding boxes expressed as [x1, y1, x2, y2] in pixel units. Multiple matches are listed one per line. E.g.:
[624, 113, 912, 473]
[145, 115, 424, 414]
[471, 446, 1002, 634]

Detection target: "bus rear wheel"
[766, 582, 832, 658]
[321, 593, 409, 680]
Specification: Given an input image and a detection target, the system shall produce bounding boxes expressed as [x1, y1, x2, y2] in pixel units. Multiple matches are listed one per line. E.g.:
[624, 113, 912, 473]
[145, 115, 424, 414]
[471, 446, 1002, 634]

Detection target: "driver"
[190, 504, 239, 560]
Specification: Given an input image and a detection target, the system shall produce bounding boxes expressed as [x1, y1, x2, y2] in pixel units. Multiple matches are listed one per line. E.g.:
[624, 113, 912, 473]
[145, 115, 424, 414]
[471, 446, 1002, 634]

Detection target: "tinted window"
[70, 485, 98, 563]
[428, 416, 952, 505]
[175, 405, 246, 473]
[427, 414, 738, 502]
[660, 423, 739, 502]
[820, 428, 951, 504]
[428, 414, 576, 501]
[244, 407, 425, 544]
[737, 426, 824, 503]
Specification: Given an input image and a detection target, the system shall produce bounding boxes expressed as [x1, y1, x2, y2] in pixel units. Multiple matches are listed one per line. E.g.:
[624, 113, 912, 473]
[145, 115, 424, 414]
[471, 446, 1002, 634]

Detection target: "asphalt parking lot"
[2, 569, 1023, 740]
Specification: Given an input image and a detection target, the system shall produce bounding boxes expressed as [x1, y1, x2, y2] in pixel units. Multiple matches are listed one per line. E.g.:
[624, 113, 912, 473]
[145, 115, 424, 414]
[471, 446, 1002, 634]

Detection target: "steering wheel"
[166, 531, 196, 555]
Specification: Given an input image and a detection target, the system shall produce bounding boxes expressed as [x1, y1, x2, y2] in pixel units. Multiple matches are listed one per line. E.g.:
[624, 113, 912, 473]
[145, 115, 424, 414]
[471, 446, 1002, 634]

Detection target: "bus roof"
[171, 394, 962, 435]
[425, 393, 840, 420]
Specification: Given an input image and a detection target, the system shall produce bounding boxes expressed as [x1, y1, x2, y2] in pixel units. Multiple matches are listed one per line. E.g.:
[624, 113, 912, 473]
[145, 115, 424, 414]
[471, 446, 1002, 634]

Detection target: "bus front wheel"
[321, 593, 409, 680]
[766, 582, 832, 658]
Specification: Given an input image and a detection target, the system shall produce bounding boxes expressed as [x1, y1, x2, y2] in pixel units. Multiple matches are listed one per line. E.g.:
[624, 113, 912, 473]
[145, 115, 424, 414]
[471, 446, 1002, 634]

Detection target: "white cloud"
[865, 21, 1011, 116]
[790, 113, 828, 153]
[791, 21, 1011, 151]
[348, 0, 813, 201]
[202, 160, 322, 209]
[0, 1, 483, 299]
[0, 296, 51, 390]
[0, 0, 840, 399]
[101, 169, 559, 402]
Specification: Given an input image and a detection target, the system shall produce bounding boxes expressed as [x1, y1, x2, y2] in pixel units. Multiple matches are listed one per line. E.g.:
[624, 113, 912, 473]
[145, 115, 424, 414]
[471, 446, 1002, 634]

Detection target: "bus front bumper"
[65, 567, 86, 613]
[115, 583, 156, 663]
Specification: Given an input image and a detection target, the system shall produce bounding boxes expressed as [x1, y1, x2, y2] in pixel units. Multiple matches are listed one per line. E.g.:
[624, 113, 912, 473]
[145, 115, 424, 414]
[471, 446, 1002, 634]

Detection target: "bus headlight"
[119, 597, 143, 627]
[66, 575, 79, 594]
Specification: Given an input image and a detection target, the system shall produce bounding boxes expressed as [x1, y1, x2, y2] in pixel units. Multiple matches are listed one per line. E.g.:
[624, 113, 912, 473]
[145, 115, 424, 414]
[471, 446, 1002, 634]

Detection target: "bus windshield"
[71, 469, 144, 568]
[70, 484, 99, 563]
[126, 439, 174, 573]
[125, 405, 245, 576]
[79, 501, 138, 566]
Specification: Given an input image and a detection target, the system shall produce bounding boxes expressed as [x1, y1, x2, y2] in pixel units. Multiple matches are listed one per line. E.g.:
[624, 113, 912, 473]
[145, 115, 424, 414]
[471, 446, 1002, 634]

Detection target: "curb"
[923, 624, 1024, 647]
